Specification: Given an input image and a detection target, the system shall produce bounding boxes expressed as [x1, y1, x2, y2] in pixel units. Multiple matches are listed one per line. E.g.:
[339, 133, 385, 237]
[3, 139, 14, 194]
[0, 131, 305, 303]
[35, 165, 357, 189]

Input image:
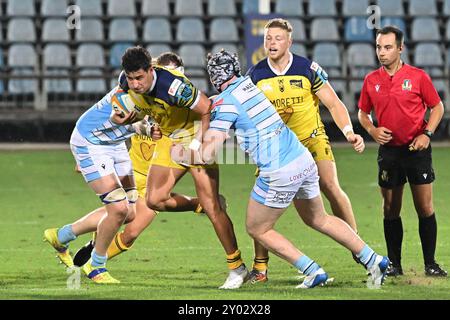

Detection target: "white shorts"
[70, 142, 133, 183]
[251, 151, 320, 208]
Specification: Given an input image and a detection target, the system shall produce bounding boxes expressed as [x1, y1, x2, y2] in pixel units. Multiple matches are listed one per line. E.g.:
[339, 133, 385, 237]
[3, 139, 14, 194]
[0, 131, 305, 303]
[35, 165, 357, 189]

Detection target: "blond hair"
[264, 18, 293, 39]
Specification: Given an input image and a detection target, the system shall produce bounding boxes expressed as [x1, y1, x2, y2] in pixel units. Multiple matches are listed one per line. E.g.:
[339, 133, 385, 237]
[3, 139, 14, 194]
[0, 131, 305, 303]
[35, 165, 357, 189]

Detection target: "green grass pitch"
[0, 147, 449, 300]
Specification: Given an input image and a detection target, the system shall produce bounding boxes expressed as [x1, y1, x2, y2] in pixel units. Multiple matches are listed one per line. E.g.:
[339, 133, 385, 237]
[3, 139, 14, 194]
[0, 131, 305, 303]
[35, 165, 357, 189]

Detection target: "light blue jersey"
[70, 87, 135, 146]
[210, 76, 306, 172]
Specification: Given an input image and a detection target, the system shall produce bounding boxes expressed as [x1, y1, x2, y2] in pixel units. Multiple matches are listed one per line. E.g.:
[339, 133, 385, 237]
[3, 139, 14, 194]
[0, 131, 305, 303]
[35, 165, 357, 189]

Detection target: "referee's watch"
[423, 129, 433, 139]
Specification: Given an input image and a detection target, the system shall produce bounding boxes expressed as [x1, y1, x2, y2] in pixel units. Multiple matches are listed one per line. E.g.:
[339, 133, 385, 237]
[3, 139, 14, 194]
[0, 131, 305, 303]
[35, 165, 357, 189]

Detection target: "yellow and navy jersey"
[119, 67, 201, 140]
[129, 133, 157, 176]
[246, 53, 328, 141]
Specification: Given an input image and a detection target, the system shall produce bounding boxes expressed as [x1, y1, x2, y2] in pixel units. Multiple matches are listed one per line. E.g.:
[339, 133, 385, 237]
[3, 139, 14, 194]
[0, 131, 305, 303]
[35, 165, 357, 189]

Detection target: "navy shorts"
[377, 145, 435, 188]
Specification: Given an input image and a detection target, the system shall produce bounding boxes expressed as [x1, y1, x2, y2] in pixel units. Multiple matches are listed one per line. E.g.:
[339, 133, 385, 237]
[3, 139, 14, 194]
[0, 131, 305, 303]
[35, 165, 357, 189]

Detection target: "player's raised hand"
[346, 133, 365, 153]
[369, 127, 393, 145]
[150, 124, 162, 141]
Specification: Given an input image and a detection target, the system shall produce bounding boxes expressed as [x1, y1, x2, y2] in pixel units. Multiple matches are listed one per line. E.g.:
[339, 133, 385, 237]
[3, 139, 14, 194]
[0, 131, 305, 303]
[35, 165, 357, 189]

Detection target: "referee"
[358, 26, 447, 277]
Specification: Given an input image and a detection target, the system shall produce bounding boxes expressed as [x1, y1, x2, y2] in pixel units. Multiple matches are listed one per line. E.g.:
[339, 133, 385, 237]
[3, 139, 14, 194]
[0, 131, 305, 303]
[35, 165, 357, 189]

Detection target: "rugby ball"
[111, 89, 141, 115]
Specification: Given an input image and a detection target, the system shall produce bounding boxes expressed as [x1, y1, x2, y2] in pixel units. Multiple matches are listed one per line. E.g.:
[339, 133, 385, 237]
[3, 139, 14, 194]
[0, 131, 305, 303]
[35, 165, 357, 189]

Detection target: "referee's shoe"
[425, 262, 448, 277]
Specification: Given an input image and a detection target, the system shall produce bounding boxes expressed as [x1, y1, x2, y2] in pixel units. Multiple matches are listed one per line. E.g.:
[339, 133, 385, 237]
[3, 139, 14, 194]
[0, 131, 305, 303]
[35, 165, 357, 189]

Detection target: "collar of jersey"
[146, 69, 158, 94]
[267, 52, 293, 76]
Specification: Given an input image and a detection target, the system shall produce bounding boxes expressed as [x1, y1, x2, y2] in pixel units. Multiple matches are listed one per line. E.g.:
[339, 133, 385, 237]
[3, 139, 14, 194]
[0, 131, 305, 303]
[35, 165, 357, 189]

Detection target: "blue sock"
[356, 244, 377, 268]
[91, 249, 108, 267]
[293, 255, 320, 276]
[57, 224, 76, 244]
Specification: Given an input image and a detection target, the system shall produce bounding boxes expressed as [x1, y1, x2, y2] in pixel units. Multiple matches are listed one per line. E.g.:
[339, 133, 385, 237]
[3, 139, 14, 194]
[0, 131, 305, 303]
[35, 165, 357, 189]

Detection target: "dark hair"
[376, 26, 404, 48]
[121, 46, 152, 73]
[156, 52, 184, 68]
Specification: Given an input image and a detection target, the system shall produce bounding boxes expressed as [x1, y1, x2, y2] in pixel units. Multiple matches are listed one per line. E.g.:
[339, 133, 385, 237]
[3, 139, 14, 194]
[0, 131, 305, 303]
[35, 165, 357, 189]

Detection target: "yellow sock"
[106, 231, 131, 260]
[252, 256, 269, 272]
[227, 249, 244, 270]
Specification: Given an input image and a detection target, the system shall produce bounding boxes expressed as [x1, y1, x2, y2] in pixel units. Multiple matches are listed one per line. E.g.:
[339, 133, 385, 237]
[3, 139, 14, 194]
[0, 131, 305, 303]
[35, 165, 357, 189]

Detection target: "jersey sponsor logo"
[402, 79, 412, 91]
[168, 79, 183, 96]
[289, 79, 303, 89]
[260, 83, 273, 92]
[310, 61, 320, 72]
[423, 173, 428, 179]
[310, 61, 328, 82]
[176, 83, 192, 99]
[375, 84, 380, 92]
[271, 191, 297, 204]
[278, 79, 285, 92]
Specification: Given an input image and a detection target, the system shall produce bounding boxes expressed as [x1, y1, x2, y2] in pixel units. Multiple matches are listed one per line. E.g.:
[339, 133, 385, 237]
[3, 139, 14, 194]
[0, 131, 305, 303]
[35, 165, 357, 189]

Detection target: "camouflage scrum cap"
[206, 49, 241, 92]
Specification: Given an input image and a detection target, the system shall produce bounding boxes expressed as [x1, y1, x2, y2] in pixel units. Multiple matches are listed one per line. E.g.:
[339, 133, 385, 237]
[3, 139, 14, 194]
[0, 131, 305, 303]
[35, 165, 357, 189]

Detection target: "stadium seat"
[143, 18, 172, 42]
[327, 68, 346, 98]
[179, 44, 206, 68]
[9, 69, 37, 94]
[43, 44, 72, 68]
[147, 44, 172, 58]
[376, 0, 404, 17]
[41, 0, 68, 17]
[290, 19, 306, 41]
[308, 0, 336, 17]
[411, 18, 440, 41]
[409, 0, 437, 16]
[242, 0, 258, 14]
[347, 43, 376, 67]
[0, 22, 2, 42]
[7, 18, 36, 42]
[75, 0, 103, 17]
[380, 17, 407, 40]
[175, 0, 203, 16]
[76, 44, 105, 68]
[8, 44, 37, 67]
[142, 0, 170, 16]
[291, 43, 307, 57]
[210, 18, 238, 42]
[189, 77, 209, 93]
[176, 18, 205, 43]
[75, 18, 104, 42]
[42, 19, 71, 42]
[208, 0, 237, 17]
[110, 43, 134, 69]
[275, 0, 303, 16]
[6, 0, 35, 16]
[445, 20, 450, 41]
[444, 0, 450, 16]
[342, 0, 369, 16]
[414, 43, 443, 67]
[310, 18, 339, 41]
[312, 43, 341, 68]
[77, 69, 106, 93]
[107, 0, 136, 17]
[401, 46, 410, 64]
[44, 69, 72, 93]
[211, 44, 239, 56]
[109, 19, 137, 42]
[0, 48, 3, 69]
[344, 17, 374, 42]
[0, 80, 3, 94]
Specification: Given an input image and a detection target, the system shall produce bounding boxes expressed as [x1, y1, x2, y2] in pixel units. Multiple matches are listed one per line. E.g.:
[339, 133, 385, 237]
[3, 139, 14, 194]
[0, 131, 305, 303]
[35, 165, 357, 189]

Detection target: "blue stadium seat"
[44, 69, 72, 93]
[290, 19, 306, 41]
[176, 18, 205, 43]
[8, 44, 37, 67]
[242, 0, 258, 14]
[43, 44, 71, 68]
[208, 0, 237, 17]
[7, 18, 36, 42]
[342, 0, 369, 16]
[327, 68, 346, 97]
[344, 17, 374, 42]
[347, 43, 376, 67]
[409, 0, 437, 16]
[179, 44, 206, 68]
[210, 18, 238, 42]
[77, 69, 106, 93]
[143, 18, 172, 42]
[9, 69, 37, 94]
[275, 0, 303, 16]
[7, 0, 35, 16]
[76, 18, 104, 42]
[291, 43, 307, 57]
[444, 0, 450, 16]
[75, 0, 103, 17]
[445, 20, 450, 41]
[414, 43, 443, 67]
[107, 0, 136, 17]
[41, 0, 68, 17]
[308, 0, 336, 17]
[310, 18, 339, 41]
[147, 44, 172, 58]
[109, 19, 137, 42]
[376, 0, 404, 17]
[76, 44, 105, 68]
[42, 19, 70, 42]
[380, 17, 407, 40]
[110, 43, 134, 69]
[142, 0, 170, 16]
[411, 18, 440, 41]
[312, 43, 341, 68]
[175, 0, 203, 16]
[0, 80, 3, 94]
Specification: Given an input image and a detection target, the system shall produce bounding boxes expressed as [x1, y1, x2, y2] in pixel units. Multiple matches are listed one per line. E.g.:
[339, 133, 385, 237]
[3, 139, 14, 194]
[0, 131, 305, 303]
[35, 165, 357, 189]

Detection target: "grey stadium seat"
[275, 0, 303, 16]
[147, 44, 172, 58]
[211, 44, 239, 56]
[210, 18, 238, 42]
[409, 0, 437, 16]
[310, 18, 339, 41]
[44, 69, 72, 93]
[9, 69, 37, 94]
[142, 0, 170, 16]
[7, 0, 35, 16]
[411, 18, 440, 41]
[290, 19, 306, 41]
[7, 18, 36, 42]
[77, 69, 106, 93]
[376, 0, 404, 17]
[312, 43, 341, 68]
[43, 44, 72, 68]
[110, 43, 134, 69]
[179, 44, 205, 68]
[308, 0, 336, 17]
[342, 0, 369, 16]
[446, 20, 450, 41]
[75, 0, 103, 17]
[175, 0, 203, 16]
[208, 0, 237, 17]
[414, 43, 443, 67]
[8, 44, 37, 67]
[42, 19, 70, 42]
[347, 44, 376, 67]
[143, 18, 172, 42]
[109, 19, 137, 42]
[189, 77, 209, 93]
[76, 18, 104, 42]
[176, 18, 205, 43]
[76, 44, 105, 68]
[445, 0, 450, 16]
[41, 0, 68, 17]
[107, 0, 136, 17]
[291, 43, 307, 57]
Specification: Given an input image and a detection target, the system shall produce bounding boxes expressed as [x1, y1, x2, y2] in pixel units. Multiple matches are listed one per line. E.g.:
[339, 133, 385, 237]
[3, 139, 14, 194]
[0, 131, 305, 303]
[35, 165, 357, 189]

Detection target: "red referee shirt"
[358, 64, 441, 146]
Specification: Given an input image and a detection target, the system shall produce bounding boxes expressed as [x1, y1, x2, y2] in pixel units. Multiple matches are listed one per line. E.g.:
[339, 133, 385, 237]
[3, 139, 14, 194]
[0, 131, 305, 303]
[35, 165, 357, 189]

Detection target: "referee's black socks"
[419, 213, 437, 266]
[383, 217, 403, 267]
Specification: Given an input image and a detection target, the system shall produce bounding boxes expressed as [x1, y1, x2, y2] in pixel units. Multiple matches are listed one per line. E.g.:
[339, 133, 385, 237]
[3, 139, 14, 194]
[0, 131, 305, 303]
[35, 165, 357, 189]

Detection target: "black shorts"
[377, 145, 435, 188]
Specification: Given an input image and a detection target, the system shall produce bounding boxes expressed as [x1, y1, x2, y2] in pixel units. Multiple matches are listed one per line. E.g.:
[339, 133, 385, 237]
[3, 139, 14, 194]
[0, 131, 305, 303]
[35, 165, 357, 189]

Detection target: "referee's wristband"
[342, 125, 354, 137]
[423, 129, 433, 139]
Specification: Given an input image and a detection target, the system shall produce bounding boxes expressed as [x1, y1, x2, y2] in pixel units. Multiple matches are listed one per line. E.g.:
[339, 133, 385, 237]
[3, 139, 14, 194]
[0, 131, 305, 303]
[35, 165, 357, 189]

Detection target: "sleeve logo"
[168, 79, 182, 96]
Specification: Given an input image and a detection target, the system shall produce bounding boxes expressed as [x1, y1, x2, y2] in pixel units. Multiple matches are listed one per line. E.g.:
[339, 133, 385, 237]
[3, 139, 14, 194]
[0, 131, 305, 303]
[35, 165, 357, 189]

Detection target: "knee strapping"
[125, 188, 138, 203]
[98, 187, 127, 204]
